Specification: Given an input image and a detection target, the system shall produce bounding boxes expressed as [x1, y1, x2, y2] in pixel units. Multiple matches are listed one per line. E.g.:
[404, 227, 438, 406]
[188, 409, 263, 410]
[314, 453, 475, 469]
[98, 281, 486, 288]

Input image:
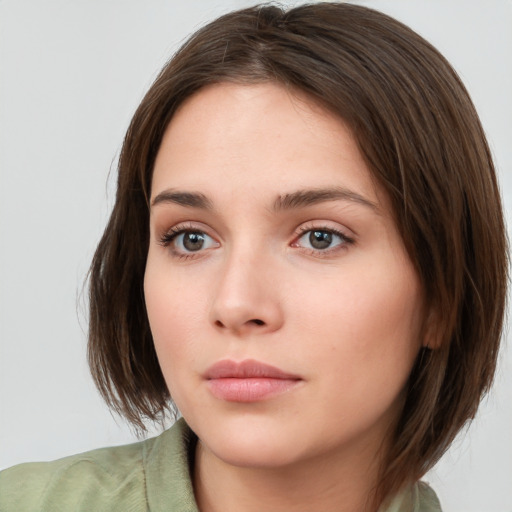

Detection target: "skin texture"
[144, 83, 425, 512]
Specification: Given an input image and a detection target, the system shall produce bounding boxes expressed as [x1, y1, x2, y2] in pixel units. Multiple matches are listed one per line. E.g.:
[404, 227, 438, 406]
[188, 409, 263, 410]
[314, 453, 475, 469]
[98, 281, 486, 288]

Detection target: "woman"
[0, 3, 507, 511]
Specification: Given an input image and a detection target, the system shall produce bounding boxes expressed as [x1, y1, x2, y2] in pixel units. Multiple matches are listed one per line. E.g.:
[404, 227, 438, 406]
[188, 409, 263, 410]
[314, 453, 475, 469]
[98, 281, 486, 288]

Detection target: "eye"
[159, 228, 219, 256]
[175, 231, 215, 252]
[294, 228, 353, 252]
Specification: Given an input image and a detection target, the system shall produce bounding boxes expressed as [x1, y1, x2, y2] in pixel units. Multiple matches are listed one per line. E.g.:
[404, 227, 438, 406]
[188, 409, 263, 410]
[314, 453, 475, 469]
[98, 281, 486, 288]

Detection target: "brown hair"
[88, 2, 507, 506]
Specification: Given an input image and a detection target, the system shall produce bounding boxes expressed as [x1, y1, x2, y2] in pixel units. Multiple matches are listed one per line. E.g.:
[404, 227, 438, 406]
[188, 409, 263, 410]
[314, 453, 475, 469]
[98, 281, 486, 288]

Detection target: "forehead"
[151, 82, 381, 207]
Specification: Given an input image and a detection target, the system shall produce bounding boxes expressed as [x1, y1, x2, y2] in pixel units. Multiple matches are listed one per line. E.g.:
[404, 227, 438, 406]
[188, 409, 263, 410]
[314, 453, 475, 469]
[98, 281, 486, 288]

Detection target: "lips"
[204, 359, 302, 402]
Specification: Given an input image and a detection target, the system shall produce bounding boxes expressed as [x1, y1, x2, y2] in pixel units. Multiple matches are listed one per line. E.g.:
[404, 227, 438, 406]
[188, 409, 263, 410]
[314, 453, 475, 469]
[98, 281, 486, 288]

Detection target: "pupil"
[310, 231, 332, 249]
[183, 232, 204, 251]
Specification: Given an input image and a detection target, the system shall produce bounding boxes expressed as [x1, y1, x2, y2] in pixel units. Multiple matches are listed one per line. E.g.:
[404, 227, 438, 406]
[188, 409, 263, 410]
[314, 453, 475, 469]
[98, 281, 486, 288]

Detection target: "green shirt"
[0, 419, 442, 511]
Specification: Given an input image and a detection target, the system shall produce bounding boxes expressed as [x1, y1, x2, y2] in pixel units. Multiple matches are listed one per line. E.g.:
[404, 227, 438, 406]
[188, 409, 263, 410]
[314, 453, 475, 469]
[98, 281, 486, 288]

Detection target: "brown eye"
[182, 232, 206, 251]
[309, 230, 333, 249]
[164, 229, 219, 254]
[294, 228, 351, 253]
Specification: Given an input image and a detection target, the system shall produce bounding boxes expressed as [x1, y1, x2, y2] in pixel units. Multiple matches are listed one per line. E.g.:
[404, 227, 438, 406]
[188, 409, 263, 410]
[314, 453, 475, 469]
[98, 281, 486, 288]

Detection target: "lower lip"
[207, 377, 300, 402]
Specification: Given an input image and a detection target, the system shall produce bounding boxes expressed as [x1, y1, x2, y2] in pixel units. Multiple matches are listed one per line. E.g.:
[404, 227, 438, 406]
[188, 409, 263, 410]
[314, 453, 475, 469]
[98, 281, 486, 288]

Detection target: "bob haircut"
[88, 2, 508, 504]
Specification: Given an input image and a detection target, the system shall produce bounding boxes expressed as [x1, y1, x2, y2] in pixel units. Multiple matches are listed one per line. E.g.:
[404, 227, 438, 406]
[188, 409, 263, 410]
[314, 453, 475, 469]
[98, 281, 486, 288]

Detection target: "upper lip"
[205, 359, 301, 380]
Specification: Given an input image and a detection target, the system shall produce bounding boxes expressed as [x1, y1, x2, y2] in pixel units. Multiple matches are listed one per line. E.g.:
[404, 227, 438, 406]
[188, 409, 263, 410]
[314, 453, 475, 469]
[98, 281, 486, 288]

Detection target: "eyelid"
[290, 221, 356, 255]
[157, 221, 215, 242]
[293, 220, 355, 241]
[157, 222, 220, 259]
[155, 220, 355, 260]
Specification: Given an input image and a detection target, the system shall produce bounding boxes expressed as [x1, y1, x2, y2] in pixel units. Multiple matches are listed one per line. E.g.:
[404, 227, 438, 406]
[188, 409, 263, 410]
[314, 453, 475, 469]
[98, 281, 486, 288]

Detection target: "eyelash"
[158, 223, 213, 260]
[158, 223, 193, 246]
[157, 223, 355, 260]
[292, 225, 355, 257]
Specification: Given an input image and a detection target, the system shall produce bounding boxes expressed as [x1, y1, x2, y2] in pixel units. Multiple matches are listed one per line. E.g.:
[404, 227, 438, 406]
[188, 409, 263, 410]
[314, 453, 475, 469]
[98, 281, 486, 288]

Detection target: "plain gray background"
[1, 1, 511, 511]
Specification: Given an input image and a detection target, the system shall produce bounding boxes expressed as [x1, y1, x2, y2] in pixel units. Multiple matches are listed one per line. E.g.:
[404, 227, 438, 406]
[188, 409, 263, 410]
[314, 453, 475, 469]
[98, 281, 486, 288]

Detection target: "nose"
[209, 248, 284, 336]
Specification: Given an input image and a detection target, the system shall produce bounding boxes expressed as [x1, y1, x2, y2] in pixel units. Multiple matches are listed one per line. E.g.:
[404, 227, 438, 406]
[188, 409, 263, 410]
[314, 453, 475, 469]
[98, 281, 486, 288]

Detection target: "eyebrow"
[273, 187, 379, 213]
[151, 189, 214, 210]
[150, 186, 379, 213]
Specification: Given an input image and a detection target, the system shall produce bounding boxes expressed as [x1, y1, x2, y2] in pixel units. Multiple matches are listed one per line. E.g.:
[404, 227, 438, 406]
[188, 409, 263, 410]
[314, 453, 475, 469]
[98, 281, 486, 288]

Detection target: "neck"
[193, 437, 384, 512]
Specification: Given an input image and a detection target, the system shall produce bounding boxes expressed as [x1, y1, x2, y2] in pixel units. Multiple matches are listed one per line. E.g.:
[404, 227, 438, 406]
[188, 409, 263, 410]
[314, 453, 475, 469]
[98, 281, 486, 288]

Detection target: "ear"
[422, 307, 443, 350]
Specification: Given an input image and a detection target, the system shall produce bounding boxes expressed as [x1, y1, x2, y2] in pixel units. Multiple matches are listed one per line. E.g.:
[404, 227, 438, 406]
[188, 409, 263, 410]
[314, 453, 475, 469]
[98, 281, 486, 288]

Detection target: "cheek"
[292, 267, 422, 440]
[344, 283, 421, 356]
[292, 254, 423, 386]
[144, 259, 207, 384]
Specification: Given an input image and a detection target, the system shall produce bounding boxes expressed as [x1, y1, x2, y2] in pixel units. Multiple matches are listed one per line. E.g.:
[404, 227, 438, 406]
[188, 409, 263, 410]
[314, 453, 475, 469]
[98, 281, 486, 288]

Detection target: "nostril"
[214, 318, 267, 330]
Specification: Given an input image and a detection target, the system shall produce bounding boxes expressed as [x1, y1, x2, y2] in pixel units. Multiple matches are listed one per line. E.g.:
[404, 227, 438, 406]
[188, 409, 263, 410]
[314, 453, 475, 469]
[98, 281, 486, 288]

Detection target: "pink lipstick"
[204, 359, 302, 402]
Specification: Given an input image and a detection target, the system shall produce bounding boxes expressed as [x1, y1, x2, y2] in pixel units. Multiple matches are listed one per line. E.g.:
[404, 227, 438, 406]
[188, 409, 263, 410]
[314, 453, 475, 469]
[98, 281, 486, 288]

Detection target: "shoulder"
[0, 419, 197, 512]
[0, 436, 156, 512]
[382, 480, 442, 512]
[417, 481, 443, 511]
[413, 481, 443, 512]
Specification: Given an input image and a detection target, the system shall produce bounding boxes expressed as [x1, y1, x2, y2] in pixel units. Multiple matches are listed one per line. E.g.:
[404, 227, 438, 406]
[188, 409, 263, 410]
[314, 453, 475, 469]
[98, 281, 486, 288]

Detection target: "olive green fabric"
[380, 481, 442, 512]
[0, 419, 441, 511]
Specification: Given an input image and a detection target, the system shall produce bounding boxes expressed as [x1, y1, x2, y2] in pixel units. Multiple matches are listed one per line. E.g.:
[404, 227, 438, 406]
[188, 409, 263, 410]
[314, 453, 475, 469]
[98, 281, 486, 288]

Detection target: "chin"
[188, 412, 308, 469]
[205, 433, 305, 469]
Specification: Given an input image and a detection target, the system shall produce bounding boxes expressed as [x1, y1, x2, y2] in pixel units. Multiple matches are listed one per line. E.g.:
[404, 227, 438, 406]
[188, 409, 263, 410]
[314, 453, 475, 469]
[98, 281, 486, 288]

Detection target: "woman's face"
[145, 82, 424, 470]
